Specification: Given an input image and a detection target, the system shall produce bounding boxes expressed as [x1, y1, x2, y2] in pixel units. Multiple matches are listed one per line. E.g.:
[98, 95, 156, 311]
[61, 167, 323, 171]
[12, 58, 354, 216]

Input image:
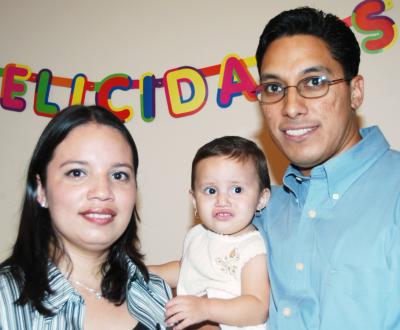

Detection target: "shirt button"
[308, 209, 317, 218]
[332, 193, 340, 200]
[282, 307, 291, 317]
[296, 262, 304, 271]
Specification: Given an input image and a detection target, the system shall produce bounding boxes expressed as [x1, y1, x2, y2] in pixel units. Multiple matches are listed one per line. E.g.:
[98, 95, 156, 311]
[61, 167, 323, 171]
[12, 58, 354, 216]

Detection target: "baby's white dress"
[177, 224, 268, 330]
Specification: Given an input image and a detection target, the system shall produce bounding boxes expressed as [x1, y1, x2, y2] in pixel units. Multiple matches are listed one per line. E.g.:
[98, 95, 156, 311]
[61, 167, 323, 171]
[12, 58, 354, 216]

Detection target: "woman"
[0, 105, 171, 329]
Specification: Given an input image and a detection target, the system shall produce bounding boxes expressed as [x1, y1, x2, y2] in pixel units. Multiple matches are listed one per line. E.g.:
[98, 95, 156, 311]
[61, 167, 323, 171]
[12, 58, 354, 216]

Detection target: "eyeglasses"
[253, 76, 350, 105]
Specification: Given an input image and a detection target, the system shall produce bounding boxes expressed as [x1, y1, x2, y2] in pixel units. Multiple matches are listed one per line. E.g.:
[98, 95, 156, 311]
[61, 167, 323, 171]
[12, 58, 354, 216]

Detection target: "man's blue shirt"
[254, 126, 400, 330]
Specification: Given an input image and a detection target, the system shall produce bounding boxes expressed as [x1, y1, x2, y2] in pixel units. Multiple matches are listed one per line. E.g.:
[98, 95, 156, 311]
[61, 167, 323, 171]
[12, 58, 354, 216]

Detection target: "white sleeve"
[238, 232, 267, 270]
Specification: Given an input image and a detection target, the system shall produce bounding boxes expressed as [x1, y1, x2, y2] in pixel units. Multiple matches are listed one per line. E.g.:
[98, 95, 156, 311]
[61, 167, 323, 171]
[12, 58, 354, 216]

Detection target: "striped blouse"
[0, 258, 172, 330]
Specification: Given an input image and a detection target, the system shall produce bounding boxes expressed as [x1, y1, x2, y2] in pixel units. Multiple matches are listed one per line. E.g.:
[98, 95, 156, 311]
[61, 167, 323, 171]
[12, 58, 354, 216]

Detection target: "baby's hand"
[165, 295, 209, 329]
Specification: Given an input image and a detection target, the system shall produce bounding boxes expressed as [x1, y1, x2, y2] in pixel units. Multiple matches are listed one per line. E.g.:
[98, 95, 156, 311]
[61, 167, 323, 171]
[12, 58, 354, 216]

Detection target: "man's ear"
[350, 75, 364, 110]
[257, 188, 271, 211]
[36, 174, 47, 208]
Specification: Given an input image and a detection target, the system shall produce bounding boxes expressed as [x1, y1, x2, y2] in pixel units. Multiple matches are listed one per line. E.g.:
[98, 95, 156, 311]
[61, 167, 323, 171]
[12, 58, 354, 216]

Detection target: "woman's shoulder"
[147, 272, 172, 298]
[127, 268, 171, 302]
[0, 265, 20, 294]
[0, 264, 12, 277]
[127, 258, 172, 300]
[0, 266, 24, 312]
[126, 260, 172, 328]
[0, 266, 29, 327]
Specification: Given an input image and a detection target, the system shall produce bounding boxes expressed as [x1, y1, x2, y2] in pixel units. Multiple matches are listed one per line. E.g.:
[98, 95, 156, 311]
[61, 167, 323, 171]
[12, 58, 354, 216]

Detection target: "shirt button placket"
[307, 209, 317, 219]
[282, 307, 291, 317]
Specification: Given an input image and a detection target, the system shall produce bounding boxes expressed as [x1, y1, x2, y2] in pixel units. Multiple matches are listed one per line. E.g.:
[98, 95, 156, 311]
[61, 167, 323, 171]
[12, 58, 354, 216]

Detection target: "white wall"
[1, 0, 399, 263]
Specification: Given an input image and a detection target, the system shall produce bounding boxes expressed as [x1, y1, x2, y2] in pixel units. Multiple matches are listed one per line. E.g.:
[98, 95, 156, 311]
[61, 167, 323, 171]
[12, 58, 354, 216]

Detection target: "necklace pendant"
[72, 279, 103, 300]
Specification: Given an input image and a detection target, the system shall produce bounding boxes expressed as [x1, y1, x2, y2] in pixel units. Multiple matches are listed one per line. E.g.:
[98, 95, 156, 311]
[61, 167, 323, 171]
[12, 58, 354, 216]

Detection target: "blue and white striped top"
[0, 258, 172, 330]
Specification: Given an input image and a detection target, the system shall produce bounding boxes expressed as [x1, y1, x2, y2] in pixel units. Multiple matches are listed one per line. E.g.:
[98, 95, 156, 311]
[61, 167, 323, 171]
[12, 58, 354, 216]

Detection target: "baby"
[151, 136, 270, 329]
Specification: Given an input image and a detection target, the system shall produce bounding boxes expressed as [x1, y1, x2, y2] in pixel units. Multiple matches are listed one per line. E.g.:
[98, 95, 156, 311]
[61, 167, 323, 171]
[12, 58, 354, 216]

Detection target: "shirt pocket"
[321, 267, 398, 328]
[325, 266, 395, 297]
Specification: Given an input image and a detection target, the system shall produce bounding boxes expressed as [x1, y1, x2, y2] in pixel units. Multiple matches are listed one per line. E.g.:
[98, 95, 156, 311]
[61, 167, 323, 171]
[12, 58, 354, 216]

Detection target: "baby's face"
[191, 156, 268, 236]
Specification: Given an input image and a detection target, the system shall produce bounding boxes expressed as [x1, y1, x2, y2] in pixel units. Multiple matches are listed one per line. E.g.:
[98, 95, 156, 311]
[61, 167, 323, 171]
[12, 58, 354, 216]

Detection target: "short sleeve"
[238, 231, 267, 271]
[181, 224, 203, 256]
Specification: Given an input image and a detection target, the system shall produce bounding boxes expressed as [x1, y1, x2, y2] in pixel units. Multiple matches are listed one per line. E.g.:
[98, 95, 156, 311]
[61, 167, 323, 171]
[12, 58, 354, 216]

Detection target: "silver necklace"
[72, 279, 103, 300]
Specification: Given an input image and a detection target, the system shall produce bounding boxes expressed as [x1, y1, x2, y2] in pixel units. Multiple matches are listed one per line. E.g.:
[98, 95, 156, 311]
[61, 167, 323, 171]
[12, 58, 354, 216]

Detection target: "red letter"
[0, 64, 30, 112]
[352, 0, 397, 53]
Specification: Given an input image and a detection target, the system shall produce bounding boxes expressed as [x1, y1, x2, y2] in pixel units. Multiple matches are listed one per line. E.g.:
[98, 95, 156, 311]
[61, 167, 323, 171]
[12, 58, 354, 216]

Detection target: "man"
[253, 7, 400, 330]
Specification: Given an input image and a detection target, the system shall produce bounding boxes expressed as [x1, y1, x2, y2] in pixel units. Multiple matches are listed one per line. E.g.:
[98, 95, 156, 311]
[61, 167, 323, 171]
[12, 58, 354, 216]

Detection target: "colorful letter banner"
[0, 0, 397, 123]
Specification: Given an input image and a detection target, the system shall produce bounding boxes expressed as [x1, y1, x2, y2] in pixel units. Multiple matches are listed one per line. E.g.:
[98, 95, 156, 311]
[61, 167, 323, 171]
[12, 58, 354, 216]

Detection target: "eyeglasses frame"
[254, 77, 351, 105]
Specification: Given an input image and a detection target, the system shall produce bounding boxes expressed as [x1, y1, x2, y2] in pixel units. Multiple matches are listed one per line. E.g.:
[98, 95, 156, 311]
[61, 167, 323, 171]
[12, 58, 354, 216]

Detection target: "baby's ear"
[257, 188, 271, 211]
[36, 174, 48, 208]
[189, 189, 197, 211]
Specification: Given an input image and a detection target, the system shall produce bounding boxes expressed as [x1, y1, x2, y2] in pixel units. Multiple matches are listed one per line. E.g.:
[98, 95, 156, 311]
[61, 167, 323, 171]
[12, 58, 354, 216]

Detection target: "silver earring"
[255, 209, 262, 217]
[41, 200, 47, 208]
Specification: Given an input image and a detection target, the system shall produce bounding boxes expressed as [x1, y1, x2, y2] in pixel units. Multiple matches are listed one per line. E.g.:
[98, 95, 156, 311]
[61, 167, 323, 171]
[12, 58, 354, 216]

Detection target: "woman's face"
[36, 123, 136, 255]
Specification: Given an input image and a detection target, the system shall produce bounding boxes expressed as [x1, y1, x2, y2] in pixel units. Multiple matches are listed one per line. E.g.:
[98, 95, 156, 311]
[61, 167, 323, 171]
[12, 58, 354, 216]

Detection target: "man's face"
[259, 35, 364, 175]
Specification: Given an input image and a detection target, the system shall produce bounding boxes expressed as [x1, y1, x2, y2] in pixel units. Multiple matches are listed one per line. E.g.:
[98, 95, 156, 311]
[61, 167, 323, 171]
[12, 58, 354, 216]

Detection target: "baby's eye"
[112, 171, 129, 181]
[204, 187, 217, 195]
[66, 169, 85, 177]
[232, 186, 242, 194]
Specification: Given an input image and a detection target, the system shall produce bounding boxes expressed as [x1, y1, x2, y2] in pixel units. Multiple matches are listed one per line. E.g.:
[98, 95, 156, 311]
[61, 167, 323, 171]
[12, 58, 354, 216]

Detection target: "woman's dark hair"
[255, 7, 360, 80]
[191, 136, 271, 192]
[0, 105, 147, 315]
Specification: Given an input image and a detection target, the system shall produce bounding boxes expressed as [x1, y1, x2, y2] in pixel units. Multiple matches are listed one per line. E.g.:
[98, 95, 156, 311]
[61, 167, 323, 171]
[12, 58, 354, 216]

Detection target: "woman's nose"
[87, 176, 114, 201]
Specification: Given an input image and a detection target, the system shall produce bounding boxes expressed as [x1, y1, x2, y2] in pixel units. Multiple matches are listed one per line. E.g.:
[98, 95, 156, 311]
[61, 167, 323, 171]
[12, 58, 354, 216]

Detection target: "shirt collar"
[41, 257, 151, 323]
[126, 257, 148, 288]
[283, 126, 389, 198]
[42, 258, 148, 314]
[42, 261, 79, 314]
